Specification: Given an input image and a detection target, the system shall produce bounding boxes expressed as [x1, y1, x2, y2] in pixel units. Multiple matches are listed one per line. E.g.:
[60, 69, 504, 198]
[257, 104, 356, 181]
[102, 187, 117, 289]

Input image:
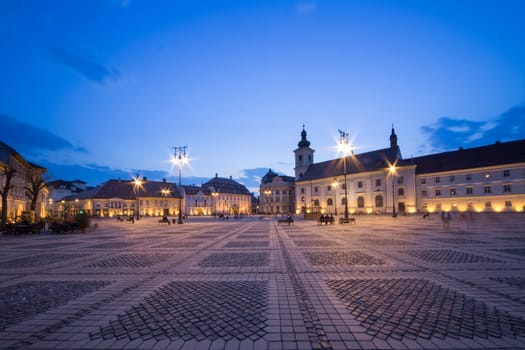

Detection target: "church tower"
[294, 126, 314, 180]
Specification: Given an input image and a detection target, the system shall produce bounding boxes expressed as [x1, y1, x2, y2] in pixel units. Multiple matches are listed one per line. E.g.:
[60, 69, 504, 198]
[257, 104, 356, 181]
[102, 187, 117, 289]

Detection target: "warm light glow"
[389, 164, 396, 174]
[161, 188, 170, 196]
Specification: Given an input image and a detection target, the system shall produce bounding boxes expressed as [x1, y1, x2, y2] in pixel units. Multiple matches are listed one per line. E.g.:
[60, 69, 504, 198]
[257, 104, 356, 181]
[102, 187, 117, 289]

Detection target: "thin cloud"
[0, 114, 86, 155]
[50, 46, 122, 86]
[420, 105, 525, 153]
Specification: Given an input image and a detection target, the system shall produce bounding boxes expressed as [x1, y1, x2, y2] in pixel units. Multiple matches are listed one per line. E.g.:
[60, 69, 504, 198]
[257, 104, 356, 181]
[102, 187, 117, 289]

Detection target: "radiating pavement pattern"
[0, 214, 524, 350]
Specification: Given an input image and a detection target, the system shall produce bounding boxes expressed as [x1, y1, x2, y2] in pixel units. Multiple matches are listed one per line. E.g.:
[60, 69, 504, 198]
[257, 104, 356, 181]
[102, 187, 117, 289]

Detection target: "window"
[435, 189, 441, 196]
[357, 196, 365, 208]
[327, 185, 332, 191]
[314, 186, 318, 193]
[505, 201, 512, 207]
[450, 188, 456, 195]
[397, 176, 404, 185]
[357, 181, 363, 188]
[282, 190, 287, 195]
[466, 174, 472, 181]
[342, 183, 347, 190]
[485, 201, 491, 207]
[398, 188, 404, 196]
[435, 177, 441, 183]
[504, 184, 512, 193]
[421, 179, 426, 184]
[301, 188, 305, 194]
[376, 179, 381, 187]
[466, 187, 473, 195]
[503, 170, 510, 177]
[313, 199, 320, 206]
[421, 190, 428, 197]
[341, 198, 347, 205]
[375, 195, 383, 207]
[449, 176, 455, 182]
[298, 155, 303, 161]
[327, 198, 333, 206]
[484, 186, 491, 193]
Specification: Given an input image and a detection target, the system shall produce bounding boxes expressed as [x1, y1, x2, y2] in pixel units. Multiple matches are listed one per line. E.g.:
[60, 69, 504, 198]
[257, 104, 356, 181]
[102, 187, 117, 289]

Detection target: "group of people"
[440, 210, 471, 232]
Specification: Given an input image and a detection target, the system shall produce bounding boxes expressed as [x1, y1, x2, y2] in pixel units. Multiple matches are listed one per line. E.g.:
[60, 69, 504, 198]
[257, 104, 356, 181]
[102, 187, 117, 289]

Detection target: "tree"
[25, 170, 46, 213]
[0, 165, 16, 225]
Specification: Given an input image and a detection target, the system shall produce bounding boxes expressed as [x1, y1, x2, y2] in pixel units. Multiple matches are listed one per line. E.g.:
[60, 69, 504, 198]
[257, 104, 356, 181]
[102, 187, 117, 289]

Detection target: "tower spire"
[298, 125, 311, 148]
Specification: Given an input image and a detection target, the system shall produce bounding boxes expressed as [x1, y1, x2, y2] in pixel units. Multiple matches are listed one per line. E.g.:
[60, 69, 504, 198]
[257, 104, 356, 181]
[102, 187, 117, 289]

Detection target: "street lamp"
[389, 164, 397, 217]
[332, 179, 339, 215]
[161, 187, 170, 217]
[337, 129, 351, 221]
[132, 175, 143, 220]
[263, 189, 272, 214]
[211, 191, 218, 217]
[172, 146, 189, 224]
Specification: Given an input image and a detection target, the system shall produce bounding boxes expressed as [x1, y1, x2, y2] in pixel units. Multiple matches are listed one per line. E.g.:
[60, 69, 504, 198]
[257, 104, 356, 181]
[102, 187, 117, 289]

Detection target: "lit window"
[450, 188, 456, 195]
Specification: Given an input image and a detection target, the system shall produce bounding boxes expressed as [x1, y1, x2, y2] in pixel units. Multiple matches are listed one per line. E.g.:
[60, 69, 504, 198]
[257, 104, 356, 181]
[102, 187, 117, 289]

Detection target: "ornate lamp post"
[389, 164, 397, 217]
[337, 129, 351, 221]
[332, 179, 339, 215]
[172, 146, 188, 224]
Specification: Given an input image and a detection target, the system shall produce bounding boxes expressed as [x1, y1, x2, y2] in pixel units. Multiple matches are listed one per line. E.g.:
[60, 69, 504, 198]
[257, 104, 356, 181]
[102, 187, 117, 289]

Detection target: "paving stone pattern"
[328, 278, 525, 340]
[91, 281, 268, 341]
[406, 249, 505, 264]
[1, 214, 525, 350]
[0, 280, 110, 331]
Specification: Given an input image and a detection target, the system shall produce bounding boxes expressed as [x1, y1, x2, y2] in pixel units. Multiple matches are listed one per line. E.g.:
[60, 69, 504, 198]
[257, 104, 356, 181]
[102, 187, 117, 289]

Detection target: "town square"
[1, 213, 524, 350]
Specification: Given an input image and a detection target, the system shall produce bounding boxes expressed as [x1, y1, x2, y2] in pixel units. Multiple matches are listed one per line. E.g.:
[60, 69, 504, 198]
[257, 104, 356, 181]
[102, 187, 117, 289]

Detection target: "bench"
[278, 217, 294, 225]
[318, 216, 335, 225]
[339, 217, 356, 224]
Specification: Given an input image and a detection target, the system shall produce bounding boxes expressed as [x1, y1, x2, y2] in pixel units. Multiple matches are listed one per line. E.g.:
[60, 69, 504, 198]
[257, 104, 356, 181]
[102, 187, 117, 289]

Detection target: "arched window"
[341, 198, 347, 205]
[398, 188, 404, 196]
[314, 199, 320, 206]
[375, 195, 383, 208]
[327, 198, 333, 206]
[357, 196, 365, 208]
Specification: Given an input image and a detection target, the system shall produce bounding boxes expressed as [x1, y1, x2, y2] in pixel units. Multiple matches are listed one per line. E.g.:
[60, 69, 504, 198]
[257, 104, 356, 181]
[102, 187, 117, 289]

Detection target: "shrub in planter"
[75, 212, 91, 233]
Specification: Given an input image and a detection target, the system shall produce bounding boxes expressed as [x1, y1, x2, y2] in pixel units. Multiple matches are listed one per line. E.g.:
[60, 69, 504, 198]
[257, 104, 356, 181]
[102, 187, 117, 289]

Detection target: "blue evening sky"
[1, 0, 524, 192]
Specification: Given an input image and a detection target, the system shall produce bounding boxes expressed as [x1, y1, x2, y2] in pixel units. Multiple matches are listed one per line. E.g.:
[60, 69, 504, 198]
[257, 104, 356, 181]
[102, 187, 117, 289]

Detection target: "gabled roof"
[183, 185, 211, 196]
[203, 175, 251, 195]
[412, 139, 525, 174]
[298, 146, 404, 182]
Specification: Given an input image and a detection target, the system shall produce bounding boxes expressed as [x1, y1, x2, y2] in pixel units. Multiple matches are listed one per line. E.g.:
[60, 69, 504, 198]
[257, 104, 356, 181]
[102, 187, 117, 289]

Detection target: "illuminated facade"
[259, 169, 295, 214]
[203, 174, 251, 215]
[293, 128, 525, 215]
[0, 140, 48, 221]
[414, 141, 525, 213]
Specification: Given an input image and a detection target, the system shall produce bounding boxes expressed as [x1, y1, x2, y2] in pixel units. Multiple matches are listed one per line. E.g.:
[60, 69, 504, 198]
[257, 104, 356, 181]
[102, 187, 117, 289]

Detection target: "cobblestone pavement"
[1, 213, 525, 350]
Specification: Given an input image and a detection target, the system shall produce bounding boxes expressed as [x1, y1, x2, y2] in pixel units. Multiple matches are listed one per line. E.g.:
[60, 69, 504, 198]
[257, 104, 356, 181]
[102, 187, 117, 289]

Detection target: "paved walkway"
[1, 213, 524, 350]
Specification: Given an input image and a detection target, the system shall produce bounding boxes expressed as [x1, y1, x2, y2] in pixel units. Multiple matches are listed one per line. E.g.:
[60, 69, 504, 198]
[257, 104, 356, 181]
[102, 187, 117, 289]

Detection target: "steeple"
[390, 125, 398, 150]
[298, 125, 311, 148]
[294, 125, 314, 180]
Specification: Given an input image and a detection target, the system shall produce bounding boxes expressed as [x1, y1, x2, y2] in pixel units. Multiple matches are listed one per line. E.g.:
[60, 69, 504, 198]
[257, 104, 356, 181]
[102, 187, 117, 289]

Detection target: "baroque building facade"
[259, 169, 295, 215]
[292, 127, 525, 216]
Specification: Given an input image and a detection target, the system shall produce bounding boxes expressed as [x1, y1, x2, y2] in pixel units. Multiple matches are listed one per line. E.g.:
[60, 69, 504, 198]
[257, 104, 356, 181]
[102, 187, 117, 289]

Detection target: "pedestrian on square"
[441, 211, 451, 231]
[459, 211, 468, 232]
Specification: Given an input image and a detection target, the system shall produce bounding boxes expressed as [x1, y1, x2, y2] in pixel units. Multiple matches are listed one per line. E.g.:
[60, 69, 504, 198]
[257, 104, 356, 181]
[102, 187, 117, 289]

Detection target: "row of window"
[301, 178, 405, 194]
[302, 195, 386, 208]
[421, 170, 513, 185]
[422, 184, 514, 197]
[423, 200, 514, 209]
